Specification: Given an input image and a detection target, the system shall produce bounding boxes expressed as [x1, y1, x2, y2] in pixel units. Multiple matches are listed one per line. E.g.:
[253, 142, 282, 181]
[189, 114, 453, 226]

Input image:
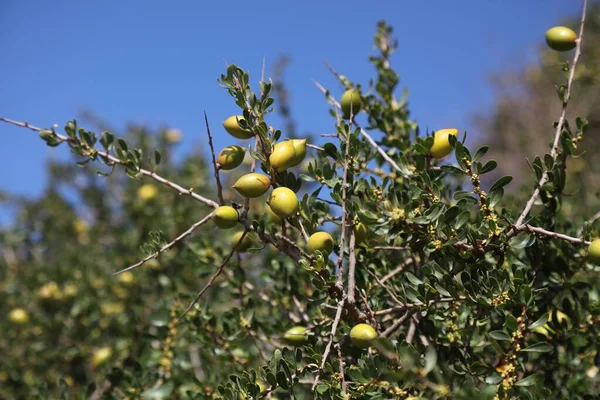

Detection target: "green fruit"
[269, 140, 297, 171]
[217, 145, 246, 170]
[430, 128, 458, 159]
[341, 89, 362, 119]
[232, 231, 253, 252]
[350, 323, 377, 349]
[9, 308, 29, 325]
[269, 187, 299, 219]
[545, 26, 577, 52]
[266, 204, 282, 224]
[283, 326, 309, 345]
[223, 115, 254, 139]
[588, 239, 600, 264]
[290, 139, 307, 166]
[233, 173, 271, 198]
[307, 231, 334, 254]
[92, 346, 112, 367]
[354, 222, 368, 245]
[213, 206, 239, 229]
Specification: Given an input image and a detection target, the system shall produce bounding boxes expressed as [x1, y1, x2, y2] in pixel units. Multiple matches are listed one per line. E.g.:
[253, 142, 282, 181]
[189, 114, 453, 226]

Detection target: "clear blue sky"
[0, 0, 581, 200]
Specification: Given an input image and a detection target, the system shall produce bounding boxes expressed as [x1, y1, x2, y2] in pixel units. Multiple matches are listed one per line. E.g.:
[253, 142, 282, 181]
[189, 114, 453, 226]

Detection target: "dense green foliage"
[1, 9, 599, 400]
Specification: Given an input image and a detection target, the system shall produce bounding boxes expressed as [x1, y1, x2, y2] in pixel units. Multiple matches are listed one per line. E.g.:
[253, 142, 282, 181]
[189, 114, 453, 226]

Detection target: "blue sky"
[0, 0, 581, 202]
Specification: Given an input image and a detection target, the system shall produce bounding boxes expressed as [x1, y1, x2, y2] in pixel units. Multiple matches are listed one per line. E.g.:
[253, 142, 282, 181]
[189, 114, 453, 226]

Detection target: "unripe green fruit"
[545, 26, 577, 52]
[283, 326, 309, 345]
[588, 239, 600, 265]
[307, 231, 334, 254]
[217, 145, 246, 170]
[213, 206, 239, 229]
[233, 173, 271, 198]
[266, 204, 282, 224]
[223, 115, 254, 139]
[92, 346, 112, 367]
[269, 140, 297, 171]
[354, 222, 368, 245]
[9, 308, 29, 324]
[350, 323, 377, 349]
[430, 128, 458, 159]
[232, 231, 253, 252]
[341, 89, 362, 119]
[290, 139, 307, 166]
[269, 187, 299, 219]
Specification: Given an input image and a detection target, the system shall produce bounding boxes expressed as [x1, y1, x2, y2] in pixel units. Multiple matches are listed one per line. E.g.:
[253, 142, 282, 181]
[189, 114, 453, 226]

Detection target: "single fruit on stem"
[353, 221, 368, 245]
[283, 326, 309, 345]
[232, 231, 253, 252]
[545, 26, 577, 52]
[223, 115, 254, 139]
[213, 206, 239, 229]
[430, 128, 458, 159]
[266, 204, 282, 224]
[9, 308, 29, 324]
[341, 89, 362, 119]
[307, 231, 334, 254]
[269, 140, 297, 171]
[233, 173, 271, 198]
[587, 239, 600, 265]
[290, 139, 307, 166]
[92, 346, 112, 368]
[269, 187, 299, 219]
[138, 184, 158, 202]
[217, 145, 246, 170]
[350, 323, 377, 349]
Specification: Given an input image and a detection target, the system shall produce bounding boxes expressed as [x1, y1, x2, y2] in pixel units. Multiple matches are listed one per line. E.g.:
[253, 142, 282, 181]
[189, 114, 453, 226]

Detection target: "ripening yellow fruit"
[213, 206, 239, 229]
[233, 173, 271, 198]
[91, 347, 112, 368]
[354, 222, 368, 245]
[217, 145, 246, 170]
[232, 231, 253, 252]
[117, 271, 135, 285]
[341, 89, 362, 119]
[137, 184, 158, 202]
[545, 26, 577, 52]
[290, 139, 307, 166]
[165, 128, 182, 143]
[430, 128, 458, 159]
[9, 308, 29, 325]
[284, 326, 309, 345]
[269, 187, 299, 219]
[307, 232, 334, 254]
[269, 141, 297, 171]
[350, 323, 377, 349]
[266, 204, 282, 224]
[223, 115, 254, 139]
[588, 239, 600, 265]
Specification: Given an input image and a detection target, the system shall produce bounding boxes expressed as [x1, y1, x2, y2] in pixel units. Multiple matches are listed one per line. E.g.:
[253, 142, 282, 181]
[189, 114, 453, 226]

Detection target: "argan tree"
[1, 2, 599, 399]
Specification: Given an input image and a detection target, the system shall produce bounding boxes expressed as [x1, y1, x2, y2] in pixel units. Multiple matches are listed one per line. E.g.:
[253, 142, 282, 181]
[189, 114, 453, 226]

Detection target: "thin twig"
[380, 259, 413, 283]
[0, 117, 219, 209]
[515, 224, 590, 245]
[336, 344, 347, 394]
[347, 228, 357, 307]
[312, 296, 345, 391]
[306, 143, 324, 151]
[297, 217, 310, 243]
[513, 0, 587, 229]
[178, 231, 248, 322]
[204, 111, 224, 205]
[380, 310, 413, 338]
[113, 212, 215, 275]
[366, 267, 403, 306]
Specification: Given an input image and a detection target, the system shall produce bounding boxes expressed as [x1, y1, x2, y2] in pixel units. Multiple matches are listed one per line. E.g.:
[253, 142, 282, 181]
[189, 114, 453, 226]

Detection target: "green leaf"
[142, 383, 174, 399]
[479, 160, 497, 175]
[515, 372, 542, 387]
[423, 347, 437, 375]
[522, 342, 553, 353]
[489, 176, 513, 192]
[528, 313, 549, 330]
[472, 145, 489, 162]
[489, 330, 511, 341]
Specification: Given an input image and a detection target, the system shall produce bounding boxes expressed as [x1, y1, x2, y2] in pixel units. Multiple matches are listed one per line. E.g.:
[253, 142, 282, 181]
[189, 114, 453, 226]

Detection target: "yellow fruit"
[290, 139, 307, 166]
[233, 173, 271, 198]
[165, 128, 182, 143]
[73, 219, 89, 235]
[430, 128, 458, 159]
[213, 206, 239, 229]
[354, 222, 368, 245]
[223, 115, 254, 139]
[91, 347, 112, 368]
[545, 26, 577, 52]
[117, 271, 135, 285]
[266, 204, 282, 224]
[268, 187, 299, 219]
[350, 323, 377, 349]
[38, 281, 62, 300]
[101, 302, 124, 315]
[588, 239, 600, 265]
[283, 326, 309, 345]
[232, 231, 253, 252]
[217, 145, 246, 170]
[307, 232, 334, 254]
[269, 141, 297, 171]
[341, 89, 362, 118]
[138, 184, 158, 202]
[9, 308, 29, 324]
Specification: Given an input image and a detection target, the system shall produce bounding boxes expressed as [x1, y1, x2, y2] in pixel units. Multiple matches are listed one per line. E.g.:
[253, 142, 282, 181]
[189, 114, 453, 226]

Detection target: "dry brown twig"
[203, 111, 224, 205]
